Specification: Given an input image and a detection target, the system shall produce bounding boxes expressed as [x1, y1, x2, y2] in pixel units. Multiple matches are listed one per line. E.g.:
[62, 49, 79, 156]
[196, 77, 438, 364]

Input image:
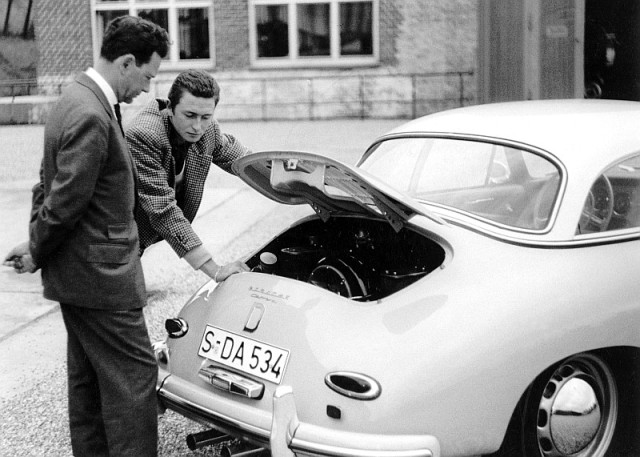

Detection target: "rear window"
[360, 137, 561, 230]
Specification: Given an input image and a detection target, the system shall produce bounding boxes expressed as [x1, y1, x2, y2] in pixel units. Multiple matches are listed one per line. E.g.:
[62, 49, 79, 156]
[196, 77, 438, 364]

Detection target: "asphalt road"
[0, 118, 401, 456]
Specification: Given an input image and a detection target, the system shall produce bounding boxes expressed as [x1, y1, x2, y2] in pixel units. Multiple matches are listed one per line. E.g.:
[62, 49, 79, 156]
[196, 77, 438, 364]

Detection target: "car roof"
[373, 99, 640, 243]
[384, 99, 640, 173]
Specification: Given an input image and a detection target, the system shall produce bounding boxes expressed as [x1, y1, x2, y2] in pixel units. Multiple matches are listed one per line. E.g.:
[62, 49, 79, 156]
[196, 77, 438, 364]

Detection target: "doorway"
[584, 0, 640, 100]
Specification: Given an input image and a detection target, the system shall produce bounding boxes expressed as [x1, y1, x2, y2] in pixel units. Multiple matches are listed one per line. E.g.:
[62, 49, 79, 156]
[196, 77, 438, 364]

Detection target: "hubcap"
[536, 354, 617, 456]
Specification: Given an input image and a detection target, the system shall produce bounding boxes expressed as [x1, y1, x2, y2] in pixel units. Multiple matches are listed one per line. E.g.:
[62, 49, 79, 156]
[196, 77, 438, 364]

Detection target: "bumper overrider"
[157, 367, 440, 457]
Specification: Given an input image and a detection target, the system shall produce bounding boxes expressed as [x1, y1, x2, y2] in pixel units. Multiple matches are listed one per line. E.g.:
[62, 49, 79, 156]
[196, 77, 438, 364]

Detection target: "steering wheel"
[578, 175, 614, 233]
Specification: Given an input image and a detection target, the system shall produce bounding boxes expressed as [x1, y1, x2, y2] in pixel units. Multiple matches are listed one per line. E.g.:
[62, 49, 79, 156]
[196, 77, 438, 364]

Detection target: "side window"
[577, 154, 640, 234]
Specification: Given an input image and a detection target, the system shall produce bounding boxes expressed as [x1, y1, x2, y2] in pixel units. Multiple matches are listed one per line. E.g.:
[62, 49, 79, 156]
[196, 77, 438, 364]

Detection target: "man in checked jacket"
[126, 69, 251, 282]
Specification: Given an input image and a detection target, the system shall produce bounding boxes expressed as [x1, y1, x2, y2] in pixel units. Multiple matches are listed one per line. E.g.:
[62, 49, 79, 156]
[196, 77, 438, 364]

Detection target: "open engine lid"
[232, 151, 444, 232]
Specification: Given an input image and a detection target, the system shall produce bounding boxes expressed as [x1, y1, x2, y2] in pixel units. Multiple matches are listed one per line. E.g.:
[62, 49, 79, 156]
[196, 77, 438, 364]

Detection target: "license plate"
[198, 325, 290, 384]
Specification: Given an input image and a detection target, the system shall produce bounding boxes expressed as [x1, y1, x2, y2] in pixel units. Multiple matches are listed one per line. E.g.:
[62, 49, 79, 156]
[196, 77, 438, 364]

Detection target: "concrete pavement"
[0, 178, 55, 343]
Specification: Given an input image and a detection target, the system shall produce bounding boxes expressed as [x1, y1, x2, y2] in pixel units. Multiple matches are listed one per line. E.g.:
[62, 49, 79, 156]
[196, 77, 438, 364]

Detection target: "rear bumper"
[157, 371, 440, 457]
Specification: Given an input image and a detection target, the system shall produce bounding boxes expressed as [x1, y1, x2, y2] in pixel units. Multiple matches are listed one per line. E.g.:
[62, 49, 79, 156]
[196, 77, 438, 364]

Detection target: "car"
[154, 99, 640, 457]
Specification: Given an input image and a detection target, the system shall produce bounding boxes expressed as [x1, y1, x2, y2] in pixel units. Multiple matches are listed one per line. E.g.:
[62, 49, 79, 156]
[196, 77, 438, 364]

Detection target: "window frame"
[91, 0, 215, 69]
[248, 0, 379, 68]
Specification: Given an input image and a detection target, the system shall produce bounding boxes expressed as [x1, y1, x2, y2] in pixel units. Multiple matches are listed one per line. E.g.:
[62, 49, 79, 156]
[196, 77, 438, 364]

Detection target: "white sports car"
[155, 100, 640, 457]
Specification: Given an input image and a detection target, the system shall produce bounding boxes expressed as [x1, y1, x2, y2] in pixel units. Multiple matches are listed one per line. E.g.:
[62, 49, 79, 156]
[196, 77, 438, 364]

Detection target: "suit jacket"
[29, 73, 146, 309]
[126, 99, 250, 260]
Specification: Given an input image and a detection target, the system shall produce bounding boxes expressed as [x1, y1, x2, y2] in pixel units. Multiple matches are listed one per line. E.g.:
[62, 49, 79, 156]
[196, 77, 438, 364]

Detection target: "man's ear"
[117, 54, 136, 72]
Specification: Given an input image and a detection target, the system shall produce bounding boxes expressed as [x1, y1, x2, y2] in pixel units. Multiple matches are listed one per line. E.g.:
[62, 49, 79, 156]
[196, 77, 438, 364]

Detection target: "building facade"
[478, 0, 640, 104]
[33, 0, 478, 121]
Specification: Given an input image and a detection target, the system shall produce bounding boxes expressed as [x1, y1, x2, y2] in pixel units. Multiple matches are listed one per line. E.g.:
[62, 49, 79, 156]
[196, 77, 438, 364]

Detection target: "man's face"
[119, 52, 162, 104]
[170, 92, 216, 143]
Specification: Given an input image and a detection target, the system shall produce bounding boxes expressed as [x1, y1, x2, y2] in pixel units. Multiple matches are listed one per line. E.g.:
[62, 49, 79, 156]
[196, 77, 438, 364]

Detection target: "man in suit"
[4, 16, 170, 457]
[126, 69, 251, 282]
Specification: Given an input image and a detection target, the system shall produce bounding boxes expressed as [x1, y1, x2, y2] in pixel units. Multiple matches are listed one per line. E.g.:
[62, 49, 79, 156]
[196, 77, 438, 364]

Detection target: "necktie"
[114, 104, 124, 136]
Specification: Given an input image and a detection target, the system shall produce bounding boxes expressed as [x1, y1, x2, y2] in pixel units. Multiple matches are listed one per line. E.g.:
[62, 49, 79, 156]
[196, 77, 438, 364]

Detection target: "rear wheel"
[490, 352, 638, 457]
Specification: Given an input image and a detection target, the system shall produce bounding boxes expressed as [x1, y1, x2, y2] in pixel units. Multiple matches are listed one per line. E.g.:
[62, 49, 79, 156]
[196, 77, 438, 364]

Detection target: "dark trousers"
[60, 303, 158, 457]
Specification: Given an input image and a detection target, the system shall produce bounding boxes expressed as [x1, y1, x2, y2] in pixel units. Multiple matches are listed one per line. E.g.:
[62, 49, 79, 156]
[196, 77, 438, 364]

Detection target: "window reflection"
[340, 2, 372, 55]
[96, 10, 128, 46]
[137, 9, 169, 58]
[298, 3, 330, 57]
[179, 8, 209, 59]
[256, 5, 289, 57]
[97, 10, 129, 31]
[137, 9, 168, 31]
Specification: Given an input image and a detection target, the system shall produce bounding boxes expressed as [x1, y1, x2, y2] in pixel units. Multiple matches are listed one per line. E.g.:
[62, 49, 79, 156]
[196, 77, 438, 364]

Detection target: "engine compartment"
[246, 216, 445, 301]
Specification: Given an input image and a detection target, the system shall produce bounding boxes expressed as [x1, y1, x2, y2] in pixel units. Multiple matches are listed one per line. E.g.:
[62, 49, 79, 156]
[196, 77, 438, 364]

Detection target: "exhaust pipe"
[186, 428, 230, 450]
[221, 441, 265, 457]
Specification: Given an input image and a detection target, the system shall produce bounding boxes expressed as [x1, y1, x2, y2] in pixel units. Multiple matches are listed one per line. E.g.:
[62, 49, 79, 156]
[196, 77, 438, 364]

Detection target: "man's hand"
[3, 241, 37, 274]
[201, 259, 250, 282]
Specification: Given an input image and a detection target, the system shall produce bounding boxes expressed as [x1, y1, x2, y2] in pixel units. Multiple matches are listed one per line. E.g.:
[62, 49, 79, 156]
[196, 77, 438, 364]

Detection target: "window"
[577, 154, 640, 235]
[92, 0, 213, 67]
[360, 137, 561, 231]
[250, 0, 378, 67]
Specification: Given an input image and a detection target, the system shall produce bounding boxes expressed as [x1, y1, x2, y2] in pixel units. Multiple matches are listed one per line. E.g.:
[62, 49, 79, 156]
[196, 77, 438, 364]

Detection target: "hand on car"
[3, 241, 37, 274]
[202, 259, 250, 282]
[215, 261, 250, 282]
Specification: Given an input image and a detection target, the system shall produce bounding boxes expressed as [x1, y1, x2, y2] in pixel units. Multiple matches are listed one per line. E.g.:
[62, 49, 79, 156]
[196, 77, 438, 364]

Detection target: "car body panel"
[158, 212, 640, 455]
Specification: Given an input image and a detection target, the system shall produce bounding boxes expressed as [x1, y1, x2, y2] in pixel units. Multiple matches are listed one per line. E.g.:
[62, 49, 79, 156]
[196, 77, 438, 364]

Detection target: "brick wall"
[395, 0, 477, 73]
[35, 0, 93, 94]
[393, 0, 478, 101]
[214, 0, 250, 69]
[379, 0, 401, 66]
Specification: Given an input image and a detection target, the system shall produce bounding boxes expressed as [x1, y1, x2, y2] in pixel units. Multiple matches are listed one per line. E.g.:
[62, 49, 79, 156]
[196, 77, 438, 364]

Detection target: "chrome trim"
[165, 317, 189, 338]
[222, 441, 265, 457]
[325, 372, 382, 400]
[442, 215, 640, 249]
[244, 303, 265, 332]
[290, 438, 433, 457]
[536, 354, 617, 456]
[199, 365, 265, 399]
[270, 386, 298, 457]
[158, 382, 438, 457]
[152, 340, 169, 365]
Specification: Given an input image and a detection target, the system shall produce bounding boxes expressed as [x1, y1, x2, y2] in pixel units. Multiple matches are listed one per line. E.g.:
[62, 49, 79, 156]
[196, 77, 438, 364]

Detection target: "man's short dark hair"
[100, 16, 170, 65]
[168, 69, 221, 110]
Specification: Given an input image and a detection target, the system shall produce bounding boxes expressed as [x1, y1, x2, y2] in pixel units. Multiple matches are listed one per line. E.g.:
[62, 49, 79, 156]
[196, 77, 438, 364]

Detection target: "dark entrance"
[585, 0, 640, 100]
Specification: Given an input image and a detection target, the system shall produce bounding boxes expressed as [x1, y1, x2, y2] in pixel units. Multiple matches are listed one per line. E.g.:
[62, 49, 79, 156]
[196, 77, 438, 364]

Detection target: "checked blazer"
[126, 99, 250, 260]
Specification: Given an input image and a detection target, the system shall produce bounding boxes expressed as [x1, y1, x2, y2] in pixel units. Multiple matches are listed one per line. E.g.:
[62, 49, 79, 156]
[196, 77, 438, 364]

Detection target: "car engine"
[246, 216, 445, 301]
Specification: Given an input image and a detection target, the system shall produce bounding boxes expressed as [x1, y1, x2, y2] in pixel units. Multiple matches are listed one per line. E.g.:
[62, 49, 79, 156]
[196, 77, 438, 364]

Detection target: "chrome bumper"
[157, 372, 440, 457]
